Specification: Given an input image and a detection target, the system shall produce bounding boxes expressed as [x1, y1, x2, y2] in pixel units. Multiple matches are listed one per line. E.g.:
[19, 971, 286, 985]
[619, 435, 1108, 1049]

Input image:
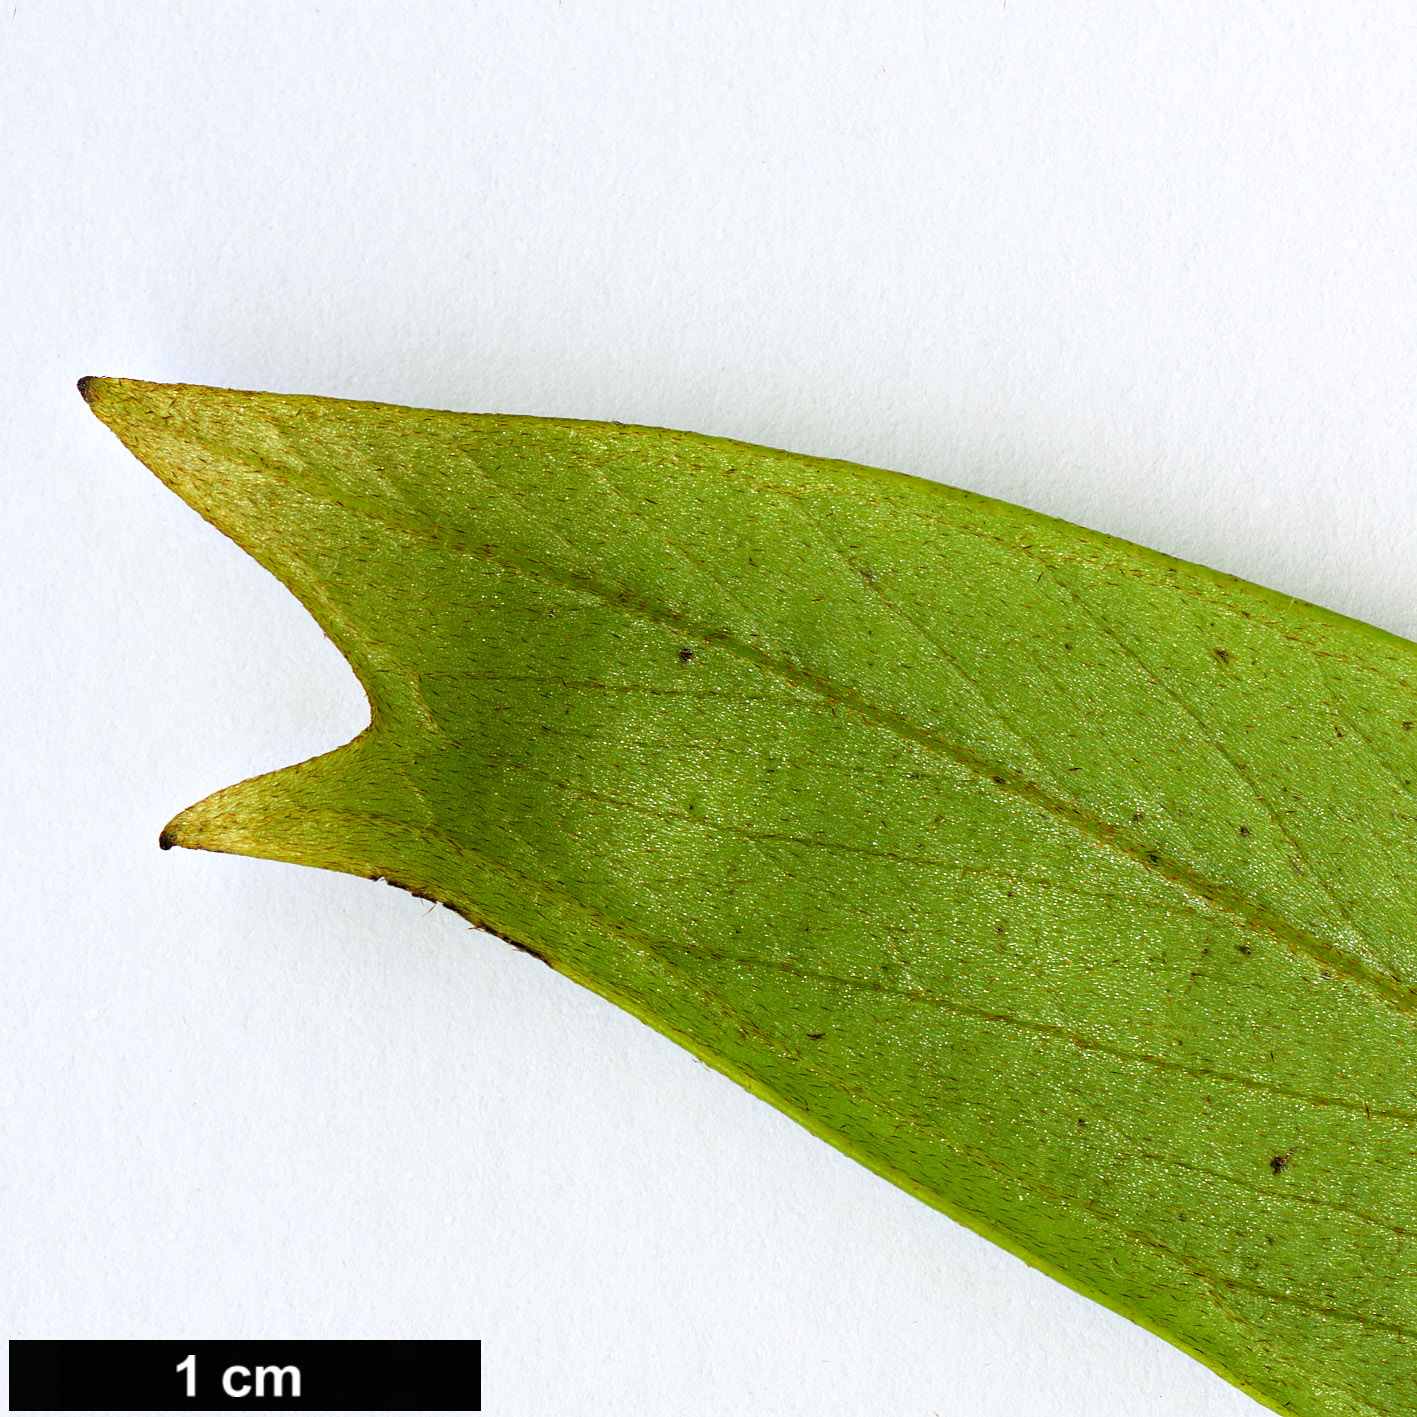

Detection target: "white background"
[5, 4, 1417, 1414]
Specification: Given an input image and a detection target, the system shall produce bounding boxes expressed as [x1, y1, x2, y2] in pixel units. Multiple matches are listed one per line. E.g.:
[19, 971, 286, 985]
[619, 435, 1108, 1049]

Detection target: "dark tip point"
[77, 375, 99, 403]
[158, 829, 176, 851]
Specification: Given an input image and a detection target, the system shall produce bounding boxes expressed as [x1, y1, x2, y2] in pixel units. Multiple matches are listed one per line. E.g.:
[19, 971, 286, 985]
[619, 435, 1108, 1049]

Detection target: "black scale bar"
[7, 1340, 480, 1412]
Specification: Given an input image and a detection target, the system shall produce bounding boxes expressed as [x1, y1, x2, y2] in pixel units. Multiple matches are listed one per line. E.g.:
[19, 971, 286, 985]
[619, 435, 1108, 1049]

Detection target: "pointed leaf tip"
[76, 374, 152, 413]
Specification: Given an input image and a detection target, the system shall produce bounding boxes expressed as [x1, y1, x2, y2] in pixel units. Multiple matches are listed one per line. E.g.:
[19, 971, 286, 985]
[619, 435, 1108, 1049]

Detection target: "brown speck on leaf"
[1271, 1152, 1293, 1175]
[1214, 648, 1231, 664]
[1404, 721, 1413, 731]
[1237, 943, 1252, 955]
[1239, 825, 1251, 837]
[806, 1032, 825, 1040]
[678, 648, 694, 662]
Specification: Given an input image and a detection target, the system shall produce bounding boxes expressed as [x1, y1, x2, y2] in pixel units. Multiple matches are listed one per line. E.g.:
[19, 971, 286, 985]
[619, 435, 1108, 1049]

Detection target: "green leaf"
[84, 375, 1417, 1416]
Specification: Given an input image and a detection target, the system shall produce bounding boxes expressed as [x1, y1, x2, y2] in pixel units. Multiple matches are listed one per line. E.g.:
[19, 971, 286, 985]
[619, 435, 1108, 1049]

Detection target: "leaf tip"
[159, 804, 214, 854]
[77, 374, 166, 437]
[156, 740, 405, 878]
[158, 790, 266, 860]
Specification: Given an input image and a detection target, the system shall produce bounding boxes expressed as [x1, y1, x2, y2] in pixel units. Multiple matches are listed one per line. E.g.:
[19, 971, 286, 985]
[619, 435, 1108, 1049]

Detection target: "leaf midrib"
[317, 488, 1415, 1022]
